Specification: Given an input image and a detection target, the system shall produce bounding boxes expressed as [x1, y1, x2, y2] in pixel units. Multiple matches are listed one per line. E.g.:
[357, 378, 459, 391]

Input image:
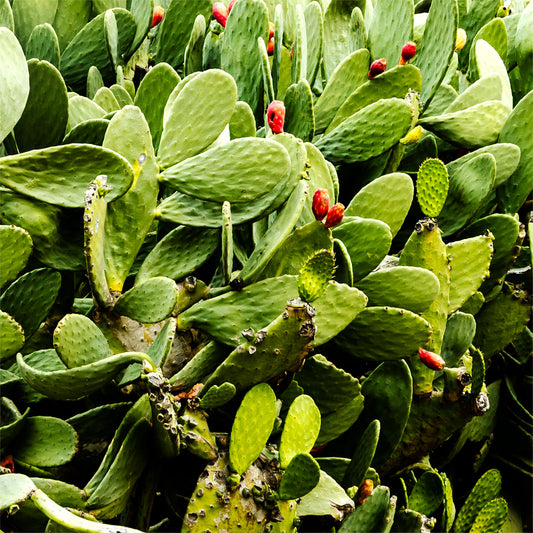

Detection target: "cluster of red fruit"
[312, 189, 344, 229]
[368, 40, 417, 79]
[213, 1, 275, 54]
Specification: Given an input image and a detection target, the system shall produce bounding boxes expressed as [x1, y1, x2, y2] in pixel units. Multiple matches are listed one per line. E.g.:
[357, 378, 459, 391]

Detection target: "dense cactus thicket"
[0, 0, 531, 531]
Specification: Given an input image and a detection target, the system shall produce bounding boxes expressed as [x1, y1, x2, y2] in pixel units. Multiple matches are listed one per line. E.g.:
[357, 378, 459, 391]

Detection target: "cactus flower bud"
[455, 28, 467, 51]
[399, 41, 417, 65]
[266, 100, 285, 134]
[368, 58, 387, 79]
[267, 37, 274, 55]
[418, 348, 446, 371]
[400, 125, 425, 145]
[228, 0, 236, 13]
[151, 5, 165, 28]
[269, 21, 275, 39]
[312, 188, 330, 221]
[213, 2, 229, 27]
[324, 203, 345, 228]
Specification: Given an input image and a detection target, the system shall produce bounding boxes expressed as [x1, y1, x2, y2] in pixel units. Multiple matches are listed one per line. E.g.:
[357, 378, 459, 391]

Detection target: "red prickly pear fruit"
[269, 21, 275, 39]
[368, 58, 387, 79]
[357, 479, 374, 504]
[324, 203, 345, 228]
[418, 348, 446, 371]
[151, 5, 165, 28]
[267, 37, 274, 55]
[212, 2, 229, 27]
[228, 0, 236, 13]
[266, 100, 285, 134]
[312, 188, 330, 221]
[399, 41, 417, 65]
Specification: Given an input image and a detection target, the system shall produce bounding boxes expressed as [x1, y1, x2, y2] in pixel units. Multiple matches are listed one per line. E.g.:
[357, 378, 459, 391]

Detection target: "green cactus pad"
[0, 190, 85, 271]
[316, 98, 413, 164]
[279, 453, 320, 500]
[83, 176, 112, 308]
[304, 1, 323, 87]
[368, 0, 413, 66]
[461, 291, 485, 316]
[229, 101, 256, 140]
[67, 95, 106, 131]
[497, 90, 533, 214]
[333, 217, 393, 282]
[473, 289, 531, 358]
[109, 84, 132, 107]
[113, 277, 177, 323]
[1, 398, 29, 449]
[220, 0, 269, 118]
[0, 225, 32, 289]
[453, 469, 502, 532]
[445, 73, 503, 114]
[0, 474, 35, 511]
[441, 312, 477, 367]
[314, 48, 370, 132]
[158, 69, 237, 168]
[102, 107, 160, 291]
[415, 0, 458, 109]
[152, 0, 211, 68]
[291, 3, 307, 84]
[446, 234, 493, 313]
[86, 417, 151, 510]
[13, 416, 77, 467]
[297, 249, 335, 303]
[133, 62, 180, 152]
[284, 79, 315, 142]
[469, 346, 485, 398]
[343, 419, 380, 489]
[183, 14, 206, 76]
[157, 133, 303, 227]
[328, 64, 422, 132]
[341, 360, 412, 469]
[239, 180, 309, 285]
[339, 486, 393, 533]
[416, 158, 449, 218]
[160, 137, 290, 204]
[333, 238, 354, 286]
[62, 118, 109, 145]
[408, 471, 445, 516]
[86, 65, 104, 99]
[180, 404, 217, 461]
[0, 144, 133, 208]
[298, 469, 354, 521]
[0, 310, 24, 361]
[261, 221, 333, 279]
[53, 313, 111, 368]
[13, 59, 67, 152]
[201, 299, 316, 393]
[230, 383, 277, 475]
[0, 27, 29, 144]
[419, 100, 511, 149]
[345, 172, 414, 238]
[136, 226, 219, 284]
[280, 394, 321, 468]
[463, 214, 521, 294]
[439, 152, 496, 236]
[470, 497, 508, 533]
[16, 351, 153, 401]
[514, 9, 533, 91]
[335, 306, 432, 361]
[93, 86, 120, 113]
[0, 267, 61, 339]
[60, 8, 135, 92]
[199, 382, 237, 409]
[470, 39, 513, 109]
[355, 266, 440, 314]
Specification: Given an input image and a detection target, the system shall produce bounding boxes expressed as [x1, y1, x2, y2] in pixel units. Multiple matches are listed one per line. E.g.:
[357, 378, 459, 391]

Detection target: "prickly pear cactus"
[0, 0, 530, 531]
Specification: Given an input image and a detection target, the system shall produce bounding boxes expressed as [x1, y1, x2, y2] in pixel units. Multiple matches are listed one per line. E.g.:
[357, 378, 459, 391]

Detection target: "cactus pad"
[0, 310, 24, 361]
[199, 382, 237, 409]
[0, 225, 32, 289]
[280, 394, 321, 468]
[470, 497, 508, 533]
[416, 158, 449, 218]
[279, 453, 320, 500]
[408, 471, 445, 516]
[297, 249, 335, 303]
[230, 383, 277, 475]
